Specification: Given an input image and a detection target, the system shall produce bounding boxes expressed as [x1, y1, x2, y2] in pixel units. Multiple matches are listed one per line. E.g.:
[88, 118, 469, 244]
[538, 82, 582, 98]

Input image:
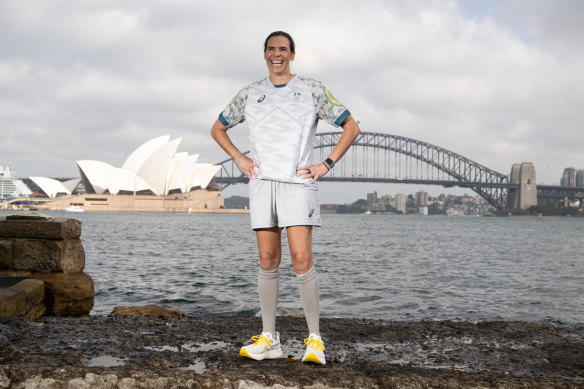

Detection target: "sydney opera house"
[30, 136, 233, 213]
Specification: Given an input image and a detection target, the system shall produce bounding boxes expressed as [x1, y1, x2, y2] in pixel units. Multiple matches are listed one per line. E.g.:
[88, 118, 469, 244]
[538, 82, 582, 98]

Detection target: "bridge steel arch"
[214, 131, 512, 209]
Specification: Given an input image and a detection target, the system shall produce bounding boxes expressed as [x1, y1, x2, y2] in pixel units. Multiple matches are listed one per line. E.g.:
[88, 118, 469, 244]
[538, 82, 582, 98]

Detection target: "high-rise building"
[416, 190, 428, 207]
[366, 191, 378, 204]
[577, 170, 584, 187]
[561, 167, 578, 187]
[394, 194, 406, 214]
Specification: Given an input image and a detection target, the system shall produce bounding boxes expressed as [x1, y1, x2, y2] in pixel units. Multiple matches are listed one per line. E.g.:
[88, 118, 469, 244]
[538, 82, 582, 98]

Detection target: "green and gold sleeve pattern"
[308, 79, 350, 127]
[219, 82, 258, 128]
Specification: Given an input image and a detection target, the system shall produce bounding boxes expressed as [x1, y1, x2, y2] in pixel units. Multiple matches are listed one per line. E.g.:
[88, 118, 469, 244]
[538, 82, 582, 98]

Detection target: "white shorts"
[249, 179, 321, 230]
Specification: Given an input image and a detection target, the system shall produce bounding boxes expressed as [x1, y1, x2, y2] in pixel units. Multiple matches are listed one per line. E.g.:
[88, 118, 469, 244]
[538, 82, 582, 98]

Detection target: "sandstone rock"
[0, 240, 11, 269]
[110, 305, 184, 318]
[0, 279, 45, 320]
[1, 239, 85, 273]
[29, 272, 94, 317]
[5, 213, 51, 221]
[0, 217, 81, 240]
[0, 270, 33, 277]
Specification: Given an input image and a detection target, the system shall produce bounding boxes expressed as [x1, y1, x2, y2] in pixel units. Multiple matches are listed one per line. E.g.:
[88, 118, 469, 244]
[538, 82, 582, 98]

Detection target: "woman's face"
[264, 35, 295, 77]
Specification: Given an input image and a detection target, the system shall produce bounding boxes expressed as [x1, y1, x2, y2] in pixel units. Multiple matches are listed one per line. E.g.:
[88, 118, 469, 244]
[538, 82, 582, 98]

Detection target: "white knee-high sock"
[258, 267, 279, 335]
[297, 266, 320, 336]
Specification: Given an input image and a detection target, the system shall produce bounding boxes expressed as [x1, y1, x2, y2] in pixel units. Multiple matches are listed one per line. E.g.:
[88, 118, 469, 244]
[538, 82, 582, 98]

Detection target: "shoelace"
[304, 337, 326, 352]
[247, 334, 272, 348]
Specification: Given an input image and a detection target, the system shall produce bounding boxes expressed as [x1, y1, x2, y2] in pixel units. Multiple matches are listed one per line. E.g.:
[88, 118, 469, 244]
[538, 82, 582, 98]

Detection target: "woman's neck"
[269, 73, 294, 85]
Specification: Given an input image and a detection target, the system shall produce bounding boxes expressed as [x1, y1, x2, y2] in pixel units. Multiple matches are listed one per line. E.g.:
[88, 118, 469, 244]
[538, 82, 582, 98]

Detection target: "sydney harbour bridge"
[214, 131, 584, 210]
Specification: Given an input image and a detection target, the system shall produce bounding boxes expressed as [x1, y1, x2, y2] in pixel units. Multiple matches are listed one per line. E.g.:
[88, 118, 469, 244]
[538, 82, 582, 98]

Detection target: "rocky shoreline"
[1, 315, 583, 388]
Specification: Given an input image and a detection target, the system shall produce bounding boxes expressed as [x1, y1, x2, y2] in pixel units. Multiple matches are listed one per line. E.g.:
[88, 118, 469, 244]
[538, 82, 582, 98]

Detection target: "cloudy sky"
[1, 0, 582, 203]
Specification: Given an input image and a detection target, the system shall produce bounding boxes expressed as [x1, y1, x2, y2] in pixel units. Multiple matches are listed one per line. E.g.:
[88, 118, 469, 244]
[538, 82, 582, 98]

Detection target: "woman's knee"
[259, 251, 281, 270]
[290, 251, 313, 273]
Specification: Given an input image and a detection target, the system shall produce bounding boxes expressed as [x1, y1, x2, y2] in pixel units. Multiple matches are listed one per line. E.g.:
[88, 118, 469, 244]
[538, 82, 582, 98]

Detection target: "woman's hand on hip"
[236, 155, 259, 179]
[296, 163, 329, 184]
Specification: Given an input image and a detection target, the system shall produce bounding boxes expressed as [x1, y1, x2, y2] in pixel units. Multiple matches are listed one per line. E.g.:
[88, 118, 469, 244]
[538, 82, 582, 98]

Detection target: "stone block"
[0, 240, 12, 269]
[8, 239, 85, 273]
[0, 278, 45, 320]
[0, 216, 81, 240]
[29, 272, 94, 317]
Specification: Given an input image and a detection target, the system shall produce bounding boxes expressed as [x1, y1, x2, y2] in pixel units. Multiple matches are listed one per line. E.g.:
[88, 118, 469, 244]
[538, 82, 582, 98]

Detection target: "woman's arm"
[297, 115, 361, 184]
[210, 119, 258, 180]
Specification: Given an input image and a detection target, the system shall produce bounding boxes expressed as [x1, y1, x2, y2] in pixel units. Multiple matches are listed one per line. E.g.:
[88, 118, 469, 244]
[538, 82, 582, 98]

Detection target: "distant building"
[561, 167, 578, 187]
[416, 190, 428, 207]
[366, 191, 378, 204]
[394, 194, 406, 214]
[577, 170, 584, 187]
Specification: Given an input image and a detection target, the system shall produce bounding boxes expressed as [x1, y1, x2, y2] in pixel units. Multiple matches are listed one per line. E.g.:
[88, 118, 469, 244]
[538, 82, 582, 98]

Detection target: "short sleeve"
[219, 86, 251, 128]
[311, 81, 351, 127]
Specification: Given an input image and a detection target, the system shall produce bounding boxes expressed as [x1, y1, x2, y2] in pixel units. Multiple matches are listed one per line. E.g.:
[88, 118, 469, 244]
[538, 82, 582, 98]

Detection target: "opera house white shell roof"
[74, 135, 220, 196]
[29, 177, 81, 198]
[19, 136, 215, 200]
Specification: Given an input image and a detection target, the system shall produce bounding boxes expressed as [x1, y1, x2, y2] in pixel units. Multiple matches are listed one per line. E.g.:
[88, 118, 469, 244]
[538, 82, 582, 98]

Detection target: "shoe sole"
[302, 352, 326, 365]
[240, 347, 283, 361]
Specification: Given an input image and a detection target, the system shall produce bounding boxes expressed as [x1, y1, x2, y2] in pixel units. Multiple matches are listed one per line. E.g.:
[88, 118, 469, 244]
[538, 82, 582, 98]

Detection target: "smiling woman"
[210, 30, 361, 365]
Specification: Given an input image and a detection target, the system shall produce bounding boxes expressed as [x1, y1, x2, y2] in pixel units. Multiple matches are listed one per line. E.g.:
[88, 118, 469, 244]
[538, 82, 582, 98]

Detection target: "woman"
[211, 31, 360, 365]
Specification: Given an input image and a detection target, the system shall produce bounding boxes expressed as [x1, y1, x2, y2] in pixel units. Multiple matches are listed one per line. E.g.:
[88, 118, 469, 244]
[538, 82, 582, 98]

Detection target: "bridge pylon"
[506, 163, 537, 210]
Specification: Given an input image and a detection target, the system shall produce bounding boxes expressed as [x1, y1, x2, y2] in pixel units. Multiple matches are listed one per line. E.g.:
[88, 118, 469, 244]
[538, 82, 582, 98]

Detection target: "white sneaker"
[302, 333, 326, 365]
[240, 332, 283, 360]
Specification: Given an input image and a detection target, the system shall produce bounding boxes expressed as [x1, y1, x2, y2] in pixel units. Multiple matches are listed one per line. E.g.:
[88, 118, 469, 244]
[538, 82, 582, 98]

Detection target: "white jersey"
[219, 76, 350, 189]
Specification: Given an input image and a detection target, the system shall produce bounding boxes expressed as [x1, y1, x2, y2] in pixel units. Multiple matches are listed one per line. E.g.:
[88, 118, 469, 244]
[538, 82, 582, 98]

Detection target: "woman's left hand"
[297, 163, 329, 184]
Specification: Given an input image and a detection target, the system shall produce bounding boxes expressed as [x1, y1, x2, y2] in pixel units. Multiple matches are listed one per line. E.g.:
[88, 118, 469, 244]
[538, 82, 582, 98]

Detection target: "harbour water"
[3, 211, 583, 325]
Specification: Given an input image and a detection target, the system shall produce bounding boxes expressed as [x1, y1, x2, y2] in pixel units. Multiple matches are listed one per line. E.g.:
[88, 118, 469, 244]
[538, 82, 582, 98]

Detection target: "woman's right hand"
[236, 155, 259, 180]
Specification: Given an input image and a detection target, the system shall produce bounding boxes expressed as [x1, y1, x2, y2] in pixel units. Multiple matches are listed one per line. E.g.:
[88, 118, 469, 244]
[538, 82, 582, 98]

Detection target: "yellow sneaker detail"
[302, 334, 326, 365]
[239, 332, 283, 361]
[303, 351, 324, 364]
[240, 347, 252, 359]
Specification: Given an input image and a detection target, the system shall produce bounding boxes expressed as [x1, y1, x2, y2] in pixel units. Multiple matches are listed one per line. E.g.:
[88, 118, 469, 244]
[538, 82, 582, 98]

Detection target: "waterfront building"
[394, 194, 406, 214]
[416, 190, 428, 207]
[577, 170, 584, 187]
[28, 136, 229, 213]
[0, 166, 32, 200]
[366, 191, 378, 205]
[561, 167, 578, 187]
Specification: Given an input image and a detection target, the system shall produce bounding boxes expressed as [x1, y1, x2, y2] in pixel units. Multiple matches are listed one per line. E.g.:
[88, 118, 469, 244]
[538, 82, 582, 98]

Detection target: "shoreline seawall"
[1, 315, 582, 388]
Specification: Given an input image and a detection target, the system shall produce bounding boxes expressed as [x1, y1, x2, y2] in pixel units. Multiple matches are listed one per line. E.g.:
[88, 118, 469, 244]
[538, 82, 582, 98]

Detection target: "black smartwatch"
[324, 158, 335, 169]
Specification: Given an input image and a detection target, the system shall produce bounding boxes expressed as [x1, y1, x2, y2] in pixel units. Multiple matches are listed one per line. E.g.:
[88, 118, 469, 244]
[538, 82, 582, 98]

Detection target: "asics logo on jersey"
[257, 95, 266, 103]
[309, 209, 314, 217]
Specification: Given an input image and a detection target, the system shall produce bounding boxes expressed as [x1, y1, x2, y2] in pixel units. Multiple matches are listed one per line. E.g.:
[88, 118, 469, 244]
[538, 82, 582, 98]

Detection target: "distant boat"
[363, 210, 373, 215]
[64, 205, 84, 213]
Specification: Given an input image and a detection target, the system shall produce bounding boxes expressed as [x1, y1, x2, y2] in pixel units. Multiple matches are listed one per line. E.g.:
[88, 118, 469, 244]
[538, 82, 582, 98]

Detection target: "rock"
[0, 367, 10, 389]
[5, 213, 51, 221]
[0, 270, 33, 277]
[0, 279, 45, 320]
[0, 238, 85, 273]
[29, 272, 94, 317]
[83, 373, 118, 389]
[110, 305, 184, 318]
[0, 217, 81, 240]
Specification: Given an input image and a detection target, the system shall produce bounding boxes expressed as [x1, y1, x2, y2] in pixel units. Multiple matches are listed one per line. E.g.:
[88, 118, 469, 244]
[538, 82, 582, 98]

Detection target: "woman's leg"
[256, 227, 282, 335]
[287, 225, 319, 336]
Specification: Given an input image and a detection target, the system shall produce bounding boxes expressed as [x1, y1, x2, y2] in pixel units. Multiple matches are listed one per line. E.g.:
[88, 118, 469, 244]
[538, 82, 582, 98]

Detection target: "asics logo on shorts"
[309, 209, 314, 217]
[257, 95, 266, 103]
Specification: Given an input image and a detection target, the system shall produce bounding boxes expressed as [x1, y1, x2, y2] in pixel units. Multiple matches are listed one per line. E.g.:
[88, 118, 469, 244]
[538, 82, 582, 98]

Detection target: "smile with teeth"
[271, 60, 283, 65]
